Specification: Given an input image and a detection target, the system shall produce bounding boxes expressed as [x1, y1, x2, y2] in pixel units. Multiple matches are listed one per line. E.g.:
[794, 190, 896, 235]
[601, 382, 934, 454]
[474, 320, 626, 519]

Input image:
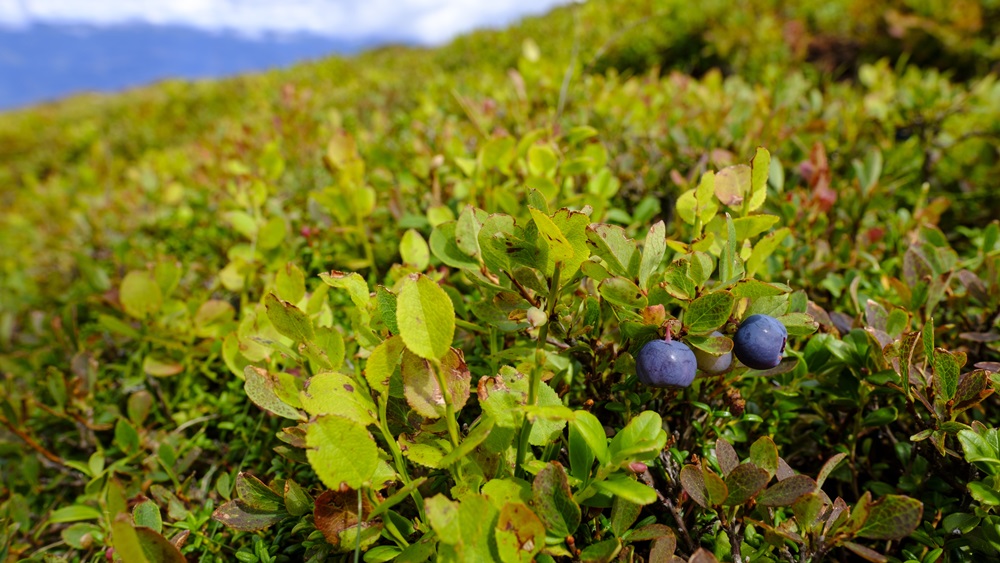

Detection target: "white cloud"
[0, 0, 570, 43]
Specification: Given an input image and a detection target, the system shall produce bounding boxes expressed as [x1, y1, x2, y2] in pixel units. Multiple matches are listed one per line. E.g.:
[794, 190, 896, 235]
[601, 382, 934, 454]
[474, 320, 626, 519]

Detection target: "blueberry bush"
[1, 1, 999, 562]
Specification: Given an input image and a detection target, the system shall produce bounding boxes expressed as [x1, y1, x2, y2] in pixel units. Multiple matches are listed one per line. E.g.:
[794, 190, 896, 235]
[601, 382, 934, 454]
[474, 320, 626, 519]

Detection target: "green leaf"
[264, 293, 314, 342]
[638, 221, 666, 291]
[714, 165, 750, 208]
[817, 453, 848, 488]
[958, 429, 1000, 473]
[856, 495, 923, 540]
[730, 279, 787, 299]
[922, 317, 935, 364]
[968, 481, 1000, 505]
[120, 271, 163, 319]
[599, 276, 647, 309]
[593, 478, 657, 505]
[708, 215, 780, 242]
[300, 371, 377, 426]
[244, 366, 305, 421]
[578, 538, 622, 563]
[258, 216, 286, 249]
[687, 334, 733, 355]
[397, 274, 455, 360]
[609, 497, 642, 538]
[426, 494, 499, 561]
[676, 189, 697, 225]
[933, 348, 961, 400]
[225, 210, 258, 239]
[314, 326, 345, 371]
[702, 466, 729, 506]
[319, 271, 371, 317]
[723, 463, 770, 505]
[609, 411, 666, 465]
[679, 465, 709, 508]
[455, 206, 484, 259]
[685, 291, 735, 334]
[548, 208, 592, 282]
[532, 462, 581, 538]
[862, 406, 898, 427]
[662, 262, 696, 300]
[570, 411, 609, 466]
[275, 262, 306, 304]
[401, 348, 470, 418]
[375, 286, 399, 335]
[777, 313, 819, 335]
[495, 502, 545, 562]
[110, 515, 150, 563]
[529, 207, 574, 263]
[132, 501, 162, 533]
[306, 415, 379, 489]
[586, 224, 639, 278]
[696, 171, 719, 224]
[400, 229, 431, 270]
[757, 475, 816, 507]
[48, 505, 103, 524]
[430, 221, 479, 270]
[427, 205, 455, 227]
[213, 499, 286, 532]
[749, 147, 770, 212]
[235, 472, 285, 513]
[283, 479, 313, 517]
[528, 145, 559, 177]
[720, 214, 744, 283]
[134, 526, 191, 562]
[746, 227, 790, 277]
[365, 335, 405, 396]
[478, 214, 516, 274]
[749, 436, 778, 478]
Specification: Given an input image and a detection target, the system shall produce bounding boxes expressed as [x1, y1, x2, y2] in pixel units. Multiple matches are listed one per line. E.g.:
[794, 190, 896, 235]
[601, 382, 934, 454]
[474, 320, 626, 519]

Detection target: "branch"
[0, 414, 66, 467]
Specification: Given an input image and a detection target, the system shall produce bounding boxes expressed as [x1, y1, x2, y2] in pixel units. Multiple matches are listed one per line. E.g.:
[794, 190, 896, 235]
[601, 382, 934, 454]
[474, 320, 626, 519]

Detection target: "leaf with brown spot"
[723, 463, 770, 505]
[715, 438, 739, 476]
[495, 502, 545, 562]
[757, 475, 817, 507]
[679, 465, 708, 509]
[402, 347, 470, 418]
[313, 489, 383, 553]
[857, 495, 923, 540]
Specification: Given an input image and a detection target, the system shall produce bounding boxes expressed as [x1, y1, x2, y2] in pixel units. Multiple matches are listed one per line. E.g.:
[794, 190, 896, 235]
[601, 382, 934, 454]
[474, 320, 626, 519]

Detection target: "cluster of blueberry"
[636, 314, 787, 388]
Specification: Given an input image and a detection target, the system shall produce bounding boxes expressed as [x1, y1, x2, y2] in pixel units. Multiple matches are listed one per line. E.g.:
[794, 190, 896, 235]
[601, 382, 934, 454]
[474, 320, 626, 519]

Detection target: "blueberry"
[636, 339, 697, 388]
[733, 314, 787, 370]
[693, 331, 733, 374]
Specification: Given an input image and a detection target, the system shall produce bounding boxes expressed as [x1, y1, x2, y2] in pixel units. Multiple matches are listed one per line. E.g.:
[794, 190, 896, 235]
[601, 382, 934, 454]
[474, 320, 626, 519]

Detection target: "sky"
[0, 0, 570, 44]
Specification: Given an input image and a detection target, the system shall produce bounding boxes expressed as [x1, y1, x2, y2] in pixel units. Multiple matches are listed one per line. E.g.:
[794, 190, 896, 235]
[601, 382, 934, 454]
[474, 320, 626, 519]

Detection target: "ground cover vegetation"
[2, 0, 1000, 561]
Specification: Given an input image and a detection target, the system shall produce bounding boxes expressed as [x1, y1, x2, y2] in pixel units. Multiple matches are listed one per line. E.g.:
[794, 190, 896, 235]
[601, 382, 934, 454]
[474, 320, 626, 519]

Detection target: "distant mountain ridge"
[0, 22, 399, 110]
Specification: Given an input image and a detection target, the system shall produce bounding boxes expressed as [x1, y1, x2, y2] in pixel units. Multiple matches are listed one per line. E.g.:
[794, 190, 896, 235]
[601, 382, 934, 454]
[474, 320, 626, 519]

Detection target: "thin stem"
[504, 271, 540, 308]
[433, 360, 461, 447]
[516, 262, 562, 477]
[377, 395, 426, 522]
[354, 487, 362, 563]
[0, 415, 66, 467]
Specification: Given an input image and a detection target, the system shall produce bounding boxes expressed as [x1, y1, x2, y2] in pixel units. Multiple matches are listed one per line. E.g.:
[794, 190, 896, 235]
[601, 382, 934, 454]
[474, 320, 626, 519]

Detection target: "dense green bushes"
[1, 0, 999, 561]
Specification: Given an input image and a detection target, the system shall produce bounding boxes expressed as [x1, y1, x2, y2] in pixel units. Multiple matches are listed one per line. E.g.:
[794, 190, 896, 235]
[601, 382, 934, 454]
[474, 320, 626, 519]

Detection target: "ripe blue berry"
[733, 314, 787, 370]
[636, 339, 697, 388]
[693, 331, 733, 374]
